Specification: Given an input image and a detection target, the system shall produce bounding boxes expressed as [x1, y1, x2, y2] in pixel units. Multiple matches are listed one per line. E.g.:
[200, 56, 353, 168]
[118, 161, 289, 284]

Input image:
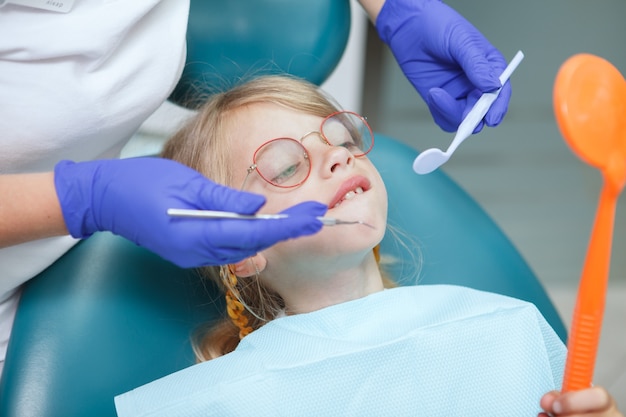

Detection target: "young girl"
[115, 75, 622, 417]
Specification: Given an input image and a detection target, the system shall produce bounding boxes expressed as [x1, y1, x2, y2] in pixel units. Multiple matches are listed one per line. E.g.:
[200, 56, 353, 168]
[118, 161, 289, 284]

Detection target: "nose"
[300, 131, 355, 177]
[321, 144, 354, 177]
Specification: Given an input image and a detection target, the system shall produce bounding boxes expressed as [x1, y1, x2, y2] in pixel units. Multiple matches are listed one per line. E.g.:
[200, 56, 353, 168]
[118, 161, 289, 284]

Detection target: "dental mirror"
[412, 50, 524, 175]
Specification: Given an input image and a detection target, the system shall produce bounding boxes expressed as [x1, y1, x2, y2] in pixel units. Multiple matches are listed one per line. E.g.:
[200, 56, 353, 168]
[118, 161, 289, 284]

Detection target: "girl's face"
[226, 102, 388, 302]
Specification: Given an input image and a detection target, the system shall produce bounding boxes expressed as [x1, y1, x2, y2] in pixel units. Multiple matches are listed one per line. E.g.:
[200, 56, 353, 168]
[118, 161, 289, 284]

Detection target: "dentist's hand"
[54, 157, 326, 267]
[376, 0, 511, 133]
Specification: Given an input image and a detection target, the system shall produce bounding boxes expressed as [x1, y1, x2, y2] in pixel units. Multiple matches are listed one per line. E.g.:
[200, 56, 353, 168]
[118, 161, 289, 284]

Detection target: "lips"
[329, 176, 371, 209]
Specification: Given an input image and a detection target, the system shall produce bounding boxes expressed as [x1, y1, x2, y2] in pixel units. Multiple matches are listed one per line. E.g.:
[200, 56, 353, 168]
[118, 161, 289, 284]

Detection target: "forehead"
[228, 103, 323, 156]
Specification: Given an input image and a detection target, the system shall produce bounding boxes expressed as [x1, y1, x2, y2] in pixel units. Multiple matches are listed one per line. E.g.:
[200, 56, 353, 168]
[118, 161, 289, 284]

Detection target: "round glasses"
[242, 111, 374, 189]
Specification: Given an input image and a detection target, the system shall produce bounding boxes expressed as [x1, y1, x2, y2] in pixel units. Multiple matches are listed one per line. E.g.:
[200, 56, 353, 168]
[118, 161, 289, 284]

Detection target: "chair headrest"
[169, 0, 351, 108]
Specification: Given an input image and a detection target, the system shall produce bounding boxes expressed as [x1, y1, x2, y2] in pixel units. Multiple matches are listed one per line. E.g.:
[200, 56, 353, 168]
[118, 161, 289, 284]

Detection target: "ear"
[231, 254, 267, 277]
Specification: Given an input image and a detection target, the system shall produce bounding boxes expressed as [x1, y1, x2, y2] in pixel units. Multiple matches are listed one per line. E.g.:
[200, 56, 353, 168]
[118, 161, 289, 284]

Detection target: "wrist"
[376, 0, 434, 44]
[54, 160, 99, 238]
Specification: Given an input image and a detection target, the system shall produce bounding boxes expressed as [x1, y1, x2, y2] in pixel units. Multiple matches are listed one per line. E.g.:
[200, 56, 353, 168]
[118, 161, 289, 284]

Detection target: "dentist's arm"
[2, 157, 326, 268]
[0, 172, 67, 247]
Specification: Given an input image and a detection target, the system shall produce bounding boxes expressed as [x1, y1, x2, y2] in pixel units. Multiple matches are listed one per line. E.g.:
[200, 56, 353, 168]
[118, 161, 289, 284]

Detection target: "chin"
[324, 220, 385, 249]
[271, 222, 383, 258]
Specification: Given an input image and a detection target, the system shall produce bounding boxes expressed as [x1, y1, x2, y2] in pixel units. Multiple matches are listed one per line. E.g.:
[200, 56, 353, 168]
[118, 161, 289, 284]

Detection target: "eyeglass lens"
[320, 111, 373, 157]
[253, 111, 373, 188]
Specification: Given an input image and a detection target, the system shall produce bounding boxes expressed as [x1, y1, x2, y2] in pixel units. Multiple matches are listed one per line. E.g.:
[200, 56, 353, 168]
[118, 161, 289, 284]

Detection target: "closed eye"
[270, 161, 301, 185]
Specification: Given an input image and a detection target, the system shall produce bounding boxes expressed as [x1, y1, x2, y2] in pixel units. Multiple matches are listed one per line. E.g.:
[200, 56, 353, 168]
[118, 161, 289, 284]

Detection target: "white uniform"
[0, 0, 190, 370]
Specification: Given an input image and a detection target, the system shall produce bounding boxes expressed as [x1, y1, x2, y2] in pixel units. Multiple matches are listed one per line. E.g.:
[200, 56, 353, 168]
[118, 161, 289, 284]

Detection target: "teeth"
[333, 187, 364, 208]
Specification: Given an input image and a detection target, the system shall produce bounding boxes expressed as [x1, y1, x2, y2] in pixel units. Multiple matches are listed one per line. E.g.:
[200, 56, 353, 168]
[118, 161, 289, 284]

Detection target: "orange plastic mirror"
[553, 53, 626, 392]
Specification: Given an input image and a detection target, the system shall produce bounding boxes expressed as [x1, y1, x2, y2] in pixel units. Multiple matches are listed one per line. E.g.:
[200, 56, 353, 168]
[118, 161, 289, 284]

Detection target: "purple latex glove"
[54, 158, 326, 267]
[376, 0, 510, 132]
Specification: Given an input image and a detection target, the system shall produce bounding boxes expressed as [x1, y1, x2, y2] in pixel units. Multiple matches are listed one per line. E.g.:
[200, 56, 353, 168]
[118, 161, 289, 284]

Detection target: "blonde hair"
[161, 75, 395, 361]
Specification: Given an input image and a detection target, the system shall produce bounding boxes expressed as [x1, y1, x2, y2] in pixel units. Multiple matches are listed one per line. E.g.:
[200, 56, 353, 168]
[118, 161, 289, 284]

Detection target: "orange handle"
[561, 181, 617, 391]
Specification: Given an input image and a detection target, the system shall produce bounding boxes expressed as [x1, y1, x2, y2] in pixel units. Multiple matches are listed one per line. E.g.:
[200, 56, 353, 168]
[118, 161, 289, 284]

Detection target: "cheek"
[261, 231, 329, 266]
[252, 186, 308, 215]
[380, 182, 389, 218]
[370, 171, 388, 217]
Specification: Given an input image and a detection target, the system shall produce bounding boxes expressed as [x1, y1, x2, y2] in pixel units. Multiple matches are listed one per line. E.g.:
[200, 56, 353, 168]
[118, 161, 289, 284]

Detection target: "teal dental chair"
[0, 1, 567, 416]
